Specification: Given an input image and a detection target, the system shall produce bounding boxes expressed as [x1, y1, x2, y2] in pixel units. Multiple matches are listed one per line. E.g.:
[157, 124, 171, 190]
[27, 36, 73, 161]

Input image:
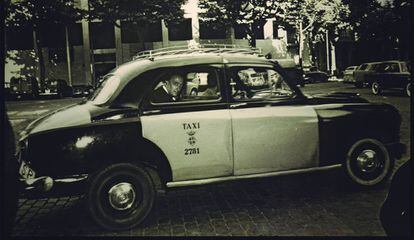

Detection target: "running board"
[166, 164, 342, 188]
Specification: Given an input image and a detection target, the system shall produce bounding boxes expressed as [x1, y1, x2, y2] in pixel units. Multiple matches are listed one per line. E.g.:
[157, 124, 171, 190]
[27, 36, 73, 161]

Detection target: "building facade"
[5, 0, 298, 87]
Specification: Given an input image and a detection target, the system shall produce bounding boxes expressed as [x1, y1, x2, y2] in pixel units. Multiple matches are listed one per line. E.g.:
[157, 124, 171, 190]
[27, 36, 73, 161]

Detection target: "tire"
[344, 138, 393, 187]
[87, 163, 156, 230]
[371, 82, 382, 95]
[405, 83, 411, 97]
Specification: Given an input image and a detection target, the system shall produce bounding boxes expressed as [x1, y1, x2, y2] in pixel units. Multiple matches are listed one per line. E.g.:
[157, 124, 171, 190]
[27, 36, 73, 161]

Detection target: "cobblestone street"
[13, 170, 388, 236]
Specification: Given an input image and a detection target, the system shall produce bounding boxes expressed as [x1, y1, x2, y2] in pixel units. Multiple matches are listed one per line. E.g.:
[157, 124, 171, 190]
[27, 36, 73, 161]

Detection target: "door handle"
[230, 103, 247, 109]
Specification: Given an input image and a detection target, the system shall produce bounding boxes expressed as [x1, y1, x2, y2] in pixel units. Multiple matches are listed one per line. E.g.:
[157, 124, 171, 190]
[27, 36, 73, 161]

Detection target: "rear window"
[358, 64, 368, 71]
[401, 62, 409, 73]
[346, 66, 356, 71]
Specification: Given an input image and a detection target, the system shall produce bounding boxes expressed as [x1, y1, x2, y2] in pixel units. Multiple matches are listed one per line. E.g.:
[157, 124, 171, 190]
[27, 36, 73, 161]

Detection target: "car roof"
[111, 52, 272, 84]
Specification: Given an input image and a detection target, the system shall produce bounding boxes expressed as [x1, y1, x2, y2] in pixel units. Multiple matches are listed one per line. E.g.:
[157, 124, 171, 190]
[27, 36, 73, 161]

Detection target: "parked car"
[366, 61, 411, 96]
[9, 76, 39, 99]
[380, 160, 412, 236]
[270, 58, 305, 87]
[17, 45, 405, 230]
[342, 66, 358, 84]
[353, 62, 380, 88]
[303, 66, 329, 83]
[72, 84, 94, 98]
[39, 79, 73, 98]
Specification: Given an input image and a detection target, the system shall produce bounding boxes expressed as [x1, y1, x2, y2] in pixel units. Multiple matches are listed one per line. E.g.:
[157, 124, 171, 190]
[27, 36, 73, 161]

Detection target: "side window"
[383, 63, 399, 73]
[358, 64, 367, 71]
[228, 66, 294, 101]
[149, 66, 221, 104]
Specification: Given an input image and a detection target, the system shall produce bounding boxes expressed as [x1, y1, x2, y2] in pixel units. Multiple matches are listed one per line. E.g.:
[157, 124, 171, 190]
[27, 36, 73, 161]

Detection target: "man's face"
[165, 74, 184, 97]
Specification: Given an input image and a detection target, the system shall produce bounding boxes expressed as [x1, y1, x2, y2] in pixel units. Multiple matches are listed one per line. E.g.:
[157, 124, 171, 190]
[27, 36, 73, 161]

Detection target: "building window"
[234, 24, 248, 39]
[90, 22, 115, 49]
[121, 21, 162, 43]
[49, 47, 74, 64]
[37, 23, 65, 48]
[5, 26, 34, 50]
[234, 23, 264, 39]
[68, 23, 83, 46]
[273, 22, 279, 39]
[286, 27, 297, 45]
[252, 23, 264, 39]
[199, 21, 226, 39]
[168, 19, 192, 41]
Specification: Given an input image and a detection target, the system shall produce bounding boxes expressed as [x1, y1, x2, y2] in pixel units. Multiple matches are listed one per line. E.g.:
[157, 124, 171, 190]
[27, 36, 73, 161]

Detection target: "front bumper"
[19, 174, 88, 198]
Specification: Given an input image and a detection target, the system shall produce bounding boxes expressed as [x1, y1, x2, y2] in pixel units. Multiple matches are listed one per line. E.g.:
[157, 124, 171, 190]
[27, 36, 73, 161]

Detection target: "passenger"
[199, 73, 218, 97]
[151, 73, 184, 103]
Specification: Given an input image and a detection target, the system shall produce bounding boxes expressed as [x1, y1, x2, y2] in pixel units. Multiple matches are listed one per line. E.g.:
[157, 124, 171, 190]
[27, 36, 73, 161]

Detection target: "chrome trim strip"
[54, 174, 88, 183]
[166, 164, 342, 188]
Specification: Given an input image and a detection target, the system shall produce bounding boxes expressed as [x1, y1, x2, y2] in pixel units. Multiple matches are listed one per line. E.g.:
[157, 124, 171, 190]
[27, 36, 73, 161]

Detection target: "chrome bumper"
[20, 174, 88, 194]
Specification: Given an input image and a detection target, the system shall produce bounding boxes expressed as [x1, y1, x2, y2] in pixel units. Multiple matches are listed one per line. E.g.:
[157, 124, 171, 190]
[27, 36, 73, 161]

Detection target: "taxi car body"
[17, 45, 405, 230]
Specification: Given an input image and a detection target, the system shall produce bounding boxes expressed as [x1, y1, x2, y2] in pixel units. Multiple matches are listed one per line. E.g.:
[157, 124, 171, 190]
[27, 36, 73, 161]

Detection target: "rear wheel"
[405, 83, 411, 97]
[87, 163, 156, 230]
[371, 82, 382, 95]
[344, 138, 392, 187]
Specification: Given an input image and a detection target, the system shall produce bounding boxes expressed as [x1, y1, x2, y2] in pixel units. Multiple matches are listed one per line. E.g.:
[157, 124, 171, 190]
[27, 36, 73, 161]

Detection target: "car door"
[140, 64, 233, 181]
[227, 64, 320, 176]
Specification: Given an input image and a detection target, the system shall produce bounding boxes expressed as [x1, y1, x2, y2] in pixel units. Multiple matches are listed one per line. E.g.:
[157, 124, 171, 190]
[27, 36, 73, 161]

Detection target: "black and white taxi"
[17, 45, 405, 230]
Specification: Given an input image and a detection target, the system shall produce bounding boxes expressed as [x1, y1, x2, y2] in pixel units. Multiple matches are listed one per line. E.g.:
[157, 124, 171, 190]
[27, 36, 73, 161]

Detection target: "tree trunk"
[33, 29, 45, 90]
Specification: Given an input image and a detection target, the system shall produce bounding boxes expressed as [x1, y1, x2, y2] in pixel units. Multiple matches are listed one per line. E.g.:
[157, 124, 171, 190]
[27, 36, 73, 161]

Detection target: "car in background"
[366, 61, 411, 96]
[39, 79, 73, 98]
[271, 58, 305, 87]
[72, 84, 94, 98]
[342, 66, 358, 84]
[9, 76, 39, 99]
[353, 62, 380, 88]
[303, 66, 329, 83]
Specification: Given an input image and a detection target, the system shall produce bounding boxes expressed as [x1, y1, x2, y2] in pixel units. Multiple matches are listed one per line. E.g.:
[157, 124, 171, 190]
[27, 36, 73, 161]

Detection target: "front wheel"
[371, 82, 382, 95]
[344, 138, 393, 187]
[87, 163, 156, 230]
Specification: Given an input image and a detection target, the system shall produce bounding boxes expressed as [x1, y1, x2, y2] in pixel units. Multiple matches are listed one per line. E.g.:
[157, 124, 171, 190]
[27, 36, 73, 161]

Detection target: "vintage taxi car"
[17, 45, 405, 230]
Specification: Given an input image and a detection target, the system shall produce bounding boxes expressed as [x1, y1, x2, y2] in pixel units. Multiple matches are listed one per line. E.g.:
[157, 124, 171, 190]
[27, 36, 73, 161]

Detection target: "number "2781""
[185, 148, 200, 155]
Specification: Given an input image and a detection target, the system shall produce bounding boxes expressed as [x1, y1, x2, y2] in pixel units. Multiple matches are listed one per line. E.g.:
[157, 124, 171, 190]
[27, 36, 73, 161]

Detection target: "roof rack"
[132, 44, 263, 60]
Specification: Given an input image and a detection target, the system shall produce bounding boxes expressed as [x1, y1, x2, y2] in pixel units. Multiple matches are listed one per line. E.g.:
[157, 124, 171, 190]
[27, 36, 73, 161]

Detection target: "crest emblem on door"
[187, 130, 197, 146]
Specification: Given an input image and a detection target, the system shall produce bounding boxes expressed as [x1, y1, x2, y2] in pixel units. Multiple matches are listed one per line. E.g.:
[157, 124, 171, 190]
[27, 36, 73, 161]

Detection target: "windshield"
[89, 75, 121, 105]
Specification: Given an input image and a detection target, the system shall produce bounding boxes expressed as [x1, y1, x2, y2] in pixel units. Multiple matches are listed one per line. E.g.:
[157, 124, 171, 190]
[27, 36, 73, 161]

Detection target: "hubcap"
[372, 84, 378, 93]
[108, 182, 136, 211]
[356, 149, 379, 173]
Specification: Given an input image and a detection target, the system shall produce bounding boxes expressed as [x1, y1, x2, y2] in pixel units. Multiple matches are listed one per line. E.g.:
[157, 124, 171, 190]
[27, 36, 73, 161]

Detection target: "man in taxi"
[151, 73, 184, 103]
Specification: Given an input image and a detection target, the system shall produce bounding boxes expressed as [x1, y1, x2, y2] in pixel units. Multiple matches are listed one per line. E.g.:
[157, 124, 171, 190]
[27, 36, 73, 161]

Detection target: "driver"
[151, 73, 184, 103]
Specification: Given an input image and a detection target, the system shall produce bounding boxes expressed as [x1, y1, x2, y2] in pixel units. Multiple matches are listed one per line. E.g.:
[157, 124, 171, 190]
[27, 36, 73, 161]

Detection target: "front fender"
[26, 118, 146, 178]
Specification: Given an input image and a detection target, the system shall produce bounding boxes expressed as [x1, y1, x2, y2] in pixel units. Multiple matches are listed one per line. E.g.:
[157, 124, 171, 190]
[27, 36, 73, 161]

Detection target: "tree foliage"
[283, 0, 350, 44]
[198, 0, 350, 46]
[88, 0, 186, 27]
[5, 0, 85, 28]
[198, 0, 286, 46]
[345, 0, 411, 60]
